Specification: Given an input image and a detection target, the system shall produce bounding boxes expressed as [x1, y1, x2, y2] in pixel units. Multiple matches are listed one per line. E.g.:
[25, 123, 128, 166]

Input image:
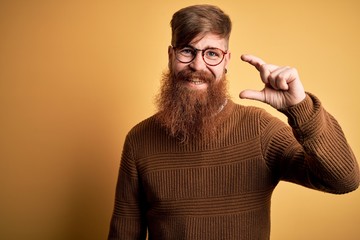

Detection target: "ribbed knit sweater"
[108, 93, 359, 240]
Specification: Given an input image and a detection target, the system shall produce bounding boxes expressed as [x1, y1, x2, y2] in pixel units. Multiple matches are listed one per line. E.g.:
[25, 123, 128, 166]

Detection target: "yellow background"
[1, 0, 359, 239]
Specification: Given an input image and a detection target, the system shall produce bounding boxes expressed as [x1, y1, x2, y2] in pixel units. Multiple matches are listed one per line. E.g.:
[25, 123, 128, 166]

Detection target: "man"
[108, 4, 359, 239]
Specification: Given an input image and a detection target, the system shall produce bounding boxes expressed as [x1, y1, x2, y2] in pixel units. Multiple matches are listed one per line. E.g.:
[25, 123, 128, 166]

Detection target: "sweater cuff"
[278, 92, 323, 142]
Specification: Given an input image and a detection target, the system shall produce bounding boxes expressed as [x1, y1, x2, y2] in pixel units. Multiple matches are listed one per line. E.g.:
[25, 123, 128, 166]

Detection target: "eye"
[179, 48, 195, 57]
[205, 49, 221, 59]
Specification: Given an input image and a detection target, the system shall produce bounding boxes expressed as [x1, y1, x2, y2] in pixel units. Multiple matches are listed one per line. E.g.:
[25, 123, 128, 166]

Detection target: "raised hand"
[239, 54, 306, 109]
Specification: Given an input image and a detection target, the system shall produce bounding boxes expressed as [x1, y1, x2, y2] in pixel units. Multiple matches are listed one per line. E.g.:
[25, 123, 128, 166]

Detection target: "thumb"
[239, 89, 265, 103]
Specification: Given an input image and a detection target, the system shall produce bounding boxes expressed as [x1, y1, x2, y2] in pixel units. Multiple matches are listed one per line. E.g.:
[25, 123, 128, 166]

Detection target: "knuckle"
[277, 71, 287, 80]
[288, 66, 298, 74]
[259, 63, 268, 72]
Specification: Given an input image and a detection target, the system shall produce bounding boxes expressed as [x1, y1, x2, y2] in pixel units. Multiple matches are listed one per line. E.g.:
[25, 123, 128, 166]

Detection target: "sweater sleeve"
[264, 93, 359, 193]
[108, 134, 147, 240]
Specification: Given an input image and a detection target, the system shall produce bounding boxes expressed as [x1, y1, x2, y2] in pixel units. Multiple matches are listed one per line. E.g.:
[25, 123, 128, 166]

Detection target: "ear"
[168, 46, 173, 59]
[168, 46, 173, 69]
[224, 51, 231, 69]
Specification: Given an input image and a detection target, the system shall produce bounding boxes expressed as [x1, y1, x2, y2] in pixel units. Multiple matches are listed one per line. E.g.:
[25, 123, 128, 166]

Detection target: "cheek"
[212, 67, 225, 81]
[170, 59, 186, 74]
[170, 59, 225, 81]
[174, 64, 185, 74]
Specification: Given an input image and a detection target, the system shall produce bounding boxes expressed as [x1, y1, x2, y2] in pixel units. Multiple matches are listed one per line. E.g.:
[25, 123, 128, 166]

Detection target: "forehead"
[189, 33, 228, 49]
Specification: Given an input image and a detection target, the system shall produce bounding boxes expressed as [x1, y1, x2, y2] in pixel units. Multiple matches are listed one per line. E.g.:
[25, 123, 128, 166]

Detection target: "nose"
[189, 51, 207, 71]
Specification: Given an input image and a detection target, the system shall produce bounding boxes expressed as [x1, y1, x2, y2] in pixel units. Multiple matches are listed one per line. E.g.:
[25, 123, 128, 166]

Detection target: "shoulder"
[127, 114, 162, 138]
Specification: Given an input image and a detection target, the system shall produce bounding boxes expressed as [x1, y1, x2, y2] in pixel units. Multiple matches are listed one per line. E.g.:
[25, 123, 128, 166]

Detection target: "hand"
[239, 54, 306, 109]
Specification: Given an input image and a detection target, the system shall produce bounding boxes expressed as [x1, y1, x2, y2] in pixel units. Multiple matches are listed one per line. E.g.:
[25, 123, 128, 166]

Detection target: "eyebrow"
[185, 45, 224, 50]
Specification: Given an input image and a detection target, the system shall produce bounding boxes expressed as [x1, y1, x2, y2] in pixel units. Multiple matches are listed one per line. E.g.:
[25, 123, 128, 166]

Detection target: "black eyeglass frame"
[172, 46, 228, 67]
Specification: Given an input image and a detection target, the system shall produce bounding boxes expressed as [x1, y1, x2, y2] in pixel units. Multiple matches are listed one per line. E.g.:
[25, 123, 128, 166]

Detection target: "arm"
[262, 93, 359, 193]
[281, 93, 359, 192]
[108, 135, 147, 239]
[240, 54, 359, 193]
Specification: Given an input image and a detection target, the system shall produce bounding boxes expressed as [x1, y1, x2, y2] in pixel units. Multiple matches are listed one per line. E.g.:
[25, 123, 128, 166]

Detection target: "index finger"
[241, 54, 267, 71]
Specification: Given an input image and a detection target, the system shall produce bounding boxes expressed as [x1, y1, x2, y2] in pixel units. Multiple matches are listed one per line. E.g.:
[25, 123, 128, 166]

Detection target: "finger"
[241, 54, 280, 73]
[268, 66, 291, 90]
[239, 89, 265, 103]
[270, 67, 298, 91]
[241, 55, 280, 84]
[241, 54, 266, 71]
[260, 64, 280, 84]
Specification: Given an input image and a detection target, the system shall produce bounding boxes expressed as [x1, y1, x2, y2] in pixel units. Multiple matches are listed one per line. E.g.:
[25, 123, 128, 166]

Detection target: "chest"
[137, 142, 275, 202]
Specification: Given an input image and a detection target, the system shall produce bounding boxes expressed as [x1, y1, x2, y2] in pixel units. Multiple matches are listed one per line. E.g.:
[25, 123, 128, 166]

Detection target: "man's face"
[156, 33, 231, 141]
[168, 33, 230, 91]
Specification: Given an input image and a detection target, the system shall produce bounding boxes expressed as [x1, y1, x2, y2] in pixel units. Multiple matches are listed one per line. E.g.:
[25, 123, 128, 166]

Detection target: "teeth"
[189, 78, 204, 85]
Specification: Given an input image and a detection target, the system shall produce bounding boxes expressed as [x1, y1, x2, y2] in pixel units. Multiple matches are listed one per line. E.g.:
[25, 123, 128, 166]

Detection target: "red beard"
[155, 68, 229, 142]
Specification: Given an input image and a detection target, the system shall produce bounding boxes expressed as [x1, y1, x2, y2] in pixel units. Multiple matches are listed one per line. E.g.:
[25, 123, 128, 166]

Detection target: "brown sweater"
[108, 93, 359, 240]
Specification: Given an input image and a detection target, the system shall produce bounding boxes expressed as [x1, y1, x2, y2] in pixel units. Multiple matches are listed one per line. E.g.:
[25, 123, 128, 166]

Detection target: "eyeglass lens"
[175, 47, 226, 66]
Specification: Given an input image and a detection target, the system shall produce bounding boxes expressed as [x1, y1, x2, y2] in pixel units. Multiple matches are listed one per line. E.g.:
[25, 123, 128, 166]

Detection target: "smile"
[188, 78, 205, 85]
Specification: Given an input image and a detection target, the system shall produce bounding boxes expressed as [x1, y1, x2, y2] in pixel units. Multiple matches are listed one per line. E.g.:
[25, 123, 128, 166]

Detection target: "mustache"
[175, 69, 215, 83]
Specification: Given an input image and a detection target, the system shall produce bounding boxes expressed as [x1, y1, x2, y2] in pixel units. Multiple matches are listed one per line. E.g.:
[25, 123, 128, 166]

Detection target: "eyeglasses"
[172, 46, 228, 66]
